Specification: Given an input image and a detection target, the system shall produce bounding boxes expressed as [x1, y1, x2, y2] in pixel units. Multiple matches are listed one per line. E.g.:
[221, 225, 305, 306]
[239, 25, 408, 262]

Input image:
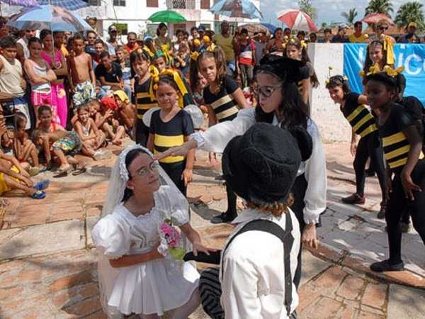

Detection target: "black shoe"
[370, 260, 404, 272]
[211, 212, 236, 224]
[342, 193, 365, 205]
[377, 204, 386, 219]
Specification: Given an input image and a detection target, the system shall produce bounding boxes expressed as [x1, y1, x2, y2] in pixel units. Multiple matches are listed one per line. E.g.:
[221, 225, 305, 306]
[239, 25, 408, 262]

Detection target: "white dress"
[92, 186, 200, 316]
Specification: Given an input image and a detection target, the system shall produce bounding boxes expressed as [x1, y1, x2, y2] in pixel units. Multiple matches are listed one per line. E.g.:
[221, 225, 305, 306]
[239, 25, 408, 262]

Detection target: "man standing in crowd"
[331, 25, 349, 43]
[214, 20, 237, 77]
[106, 25, 119, 57]
[124, 32, 139, 53]
[16, 29, 36, 63]
[349, 21, 368, 43]
[398, 22, 419, 43]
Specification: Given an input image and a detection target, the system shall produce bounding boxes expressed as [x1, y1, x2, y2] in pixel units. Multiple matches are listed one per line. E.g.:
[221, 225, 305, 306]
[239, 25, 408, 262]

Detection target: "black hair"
[190, 26, 198, 33]
[127, 31, 137, 38]
[39, 29, 52, 41]
[326, 75, 351, 95]
[0, 36, 16, 49]
[363, 40, 389, 74]
[155, 74, 180, 93]
[240, 28, 248, 34]
[324, 28, 332, 33]
[99, 51, 110, 59]
[122, 148, 152, 201]
[37, 105, 52, 117]
[73, 33, 85, 42]
[273, 27, 283, 38]
[86, 30, 96, 37]
[364, 72, 398, 91]
[156, 23, 167, 36]
[28, 37, 42, 47]
[14, 112, 27, 129]
[94, 38, 105, 46]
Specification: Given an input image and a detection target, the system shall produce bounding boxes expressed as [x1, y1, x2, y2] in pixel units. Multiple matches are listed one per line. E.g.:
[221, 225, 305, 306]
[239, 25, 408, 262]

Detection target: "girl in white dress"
[92, 144, 211, 318]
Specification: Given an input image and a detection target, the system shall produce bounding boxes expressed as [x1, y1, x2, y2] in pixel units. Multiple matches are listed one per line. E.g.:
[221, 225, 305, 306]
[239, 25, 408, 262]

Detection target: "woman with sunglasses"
[157, 55, 326, 288]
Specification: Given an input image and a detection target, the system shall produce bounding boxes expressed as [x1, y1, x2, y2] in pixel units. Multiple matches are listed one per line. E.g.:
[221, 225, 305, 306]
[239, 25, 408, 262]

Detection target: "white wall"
[308, 43, 351, 143]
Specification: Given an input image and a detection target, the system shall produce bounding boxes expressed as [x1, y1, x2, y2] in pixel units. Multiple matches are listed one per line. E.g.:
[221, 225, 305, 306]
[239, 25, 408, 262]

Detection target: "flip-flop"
[53, 170, 68, 178]
[31, 190, 46, 200]
[34, 179, 50, 191]
[71, 167, 87, 176]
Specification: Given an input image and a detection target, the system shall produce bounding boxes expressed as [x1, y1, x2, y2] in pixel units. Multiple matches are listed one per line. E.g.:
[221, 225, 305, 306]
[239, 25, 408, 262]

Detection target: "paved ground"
[0, 141, 424, 318]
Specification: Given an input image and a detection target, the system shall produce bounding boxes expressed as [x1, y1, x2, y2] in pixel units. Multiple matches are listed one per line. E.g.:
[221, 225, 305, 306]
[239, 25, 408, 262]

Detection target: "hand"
[401, 173, 422, 201]
[182, 168, 192, 186]
[191, 241, 217, 256]
[105, 109, 114, 119]
[350, 142, 357, 157]
[20, 169, 31, 179]
[302, 223, 319, 249]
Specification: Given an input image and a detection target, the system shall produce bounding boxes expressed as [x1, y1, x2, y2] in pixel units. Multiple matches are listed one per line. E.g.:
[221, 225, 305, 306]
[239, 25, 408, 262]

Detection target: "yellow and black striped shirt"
[342, 93, 377, 138]
[380, 104, 422, 170]
[150, 109, 194, 164]
[134, 77, 157, 120]
[203, 75, 239, 123]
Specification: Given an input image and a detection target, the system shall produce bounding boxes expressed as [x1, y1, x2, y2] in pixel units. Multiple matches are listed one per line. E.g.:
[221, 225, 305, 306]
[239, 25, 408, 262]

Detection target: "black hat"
[257, 55, 305, 83]
[222, 123, 312, 206]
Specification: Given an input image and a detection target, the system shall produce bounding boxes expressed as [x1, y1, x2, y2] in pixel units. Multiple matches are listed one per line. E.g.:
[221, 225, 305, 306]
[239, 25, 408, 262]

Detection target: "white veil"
[96, 143, 190, 318]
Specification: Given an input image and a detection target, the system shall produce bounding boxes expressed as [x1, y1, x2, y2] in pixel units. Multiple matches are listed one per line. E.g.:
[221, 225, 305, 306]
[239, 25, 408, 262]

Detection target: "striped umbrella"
[277, 9, 318, 32]
[37, 0, 89, 10]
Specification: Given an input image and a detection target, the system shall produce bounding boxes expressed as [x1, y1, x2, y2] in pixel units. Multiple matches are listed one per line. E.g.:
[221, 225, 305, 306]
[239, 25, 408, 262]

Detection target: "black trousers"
[160, 160, 186, 196]
[225, 182, 237, 218]
[353, 132, 387, 203]
[135, 119, 149, 147]
[386, 161, 425, 264]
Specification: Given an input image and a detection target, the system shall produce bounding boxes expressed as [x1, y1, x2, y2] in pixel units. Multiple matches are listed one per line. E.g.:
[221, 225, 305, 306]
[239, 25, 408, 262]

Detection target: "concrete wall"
[308, 43, 351, 143]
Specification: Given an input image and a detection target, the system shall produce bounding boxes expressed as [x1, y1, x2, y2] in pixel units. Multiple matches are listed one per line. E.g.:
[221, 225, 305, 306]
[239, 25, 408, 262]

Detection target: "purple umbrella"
[37, 0, 89, 11]
[0, 0, 37, 6]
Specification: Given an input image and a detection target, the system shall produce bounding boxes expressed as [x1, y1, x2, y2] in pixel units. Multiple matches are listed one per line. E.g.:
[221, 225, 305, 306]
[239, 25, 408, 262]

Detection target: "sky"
[260, 0, 416, 26]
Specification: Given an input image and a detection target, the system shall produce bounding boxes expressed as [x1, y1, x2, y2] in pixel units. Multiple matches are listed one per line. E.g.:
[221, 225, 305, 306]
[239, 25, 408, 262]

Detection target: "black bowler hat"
[222, 123, 312, 206]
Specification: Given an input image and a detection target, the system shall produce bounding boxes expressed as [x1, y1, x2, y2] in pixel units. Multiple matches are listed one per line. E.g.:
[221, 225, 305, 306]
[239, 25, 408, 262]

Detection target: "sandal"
[34, 179, 50, 191]
[72, 167, 87, 176]
[53, 170, 68, 178]
[31, 190, 46, 200]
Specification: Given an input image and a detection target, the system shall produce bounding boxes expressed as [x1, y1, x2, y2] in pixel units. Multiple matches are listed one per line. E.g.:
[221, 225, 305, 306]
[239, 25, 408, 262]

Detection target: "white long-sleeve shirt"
[220, 208, 301, 319]
[191, 108, 327, 224]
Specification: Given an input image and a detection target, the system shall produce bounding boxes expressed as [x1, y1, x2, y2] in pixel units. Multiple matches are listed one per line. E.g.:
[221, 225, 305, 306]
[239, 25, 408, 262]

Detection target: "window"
[201, 0, 210, 9]
[113, 0, 126, 6]
[147, 0, 158, 7]
[86, 0, 100, 5]
[172, 0, 185, 9]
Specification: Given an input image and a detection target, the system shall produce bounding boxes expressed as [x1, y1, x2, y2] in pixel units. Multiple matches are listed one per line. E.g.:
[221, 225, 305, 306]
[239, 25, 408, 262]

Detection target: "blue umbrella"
[260, 23, 277, 33]
[210, 0, 263, 20]
[37, 0, 89, 11]
[0, 0, 37, 6]
[7, 5, 92, 32]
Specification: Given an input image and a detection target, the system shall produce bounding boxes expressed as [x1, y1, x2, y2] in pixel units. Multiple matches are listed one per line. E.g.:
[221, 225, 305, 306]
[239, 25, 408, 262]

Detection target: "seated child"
[113, 90, 135, 138]
[73, 103, 108, 160]
[12, 112, 40, 174]
[35, 105, 82, 173]
[0, 150, 48, 199]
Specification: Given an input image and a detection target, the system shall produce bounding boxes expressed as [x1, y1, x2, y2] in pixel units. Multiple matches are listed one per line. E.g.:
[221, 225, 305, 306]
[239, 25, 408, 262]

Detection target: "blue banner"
[343, 44, 425, 105]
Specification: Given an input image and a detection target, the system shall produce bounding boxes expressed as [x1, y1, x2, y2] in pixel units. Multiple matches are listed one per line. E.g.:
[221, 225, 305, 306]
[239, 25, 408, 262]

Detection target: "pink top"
[41, 49, 63, 70]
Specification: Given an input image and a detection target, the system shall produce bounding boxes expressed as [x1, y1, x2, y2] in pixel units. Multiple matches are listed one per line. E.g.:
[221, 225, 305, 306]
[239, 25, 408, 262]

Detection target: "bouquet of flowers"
[158, 218, 186, 260]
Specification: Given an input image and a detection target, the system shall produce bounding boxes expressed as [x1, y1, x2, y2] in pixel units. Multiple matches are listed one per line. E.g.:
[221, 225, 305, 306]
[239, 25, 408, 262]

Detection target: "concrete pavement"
[0, 142, 424, 318]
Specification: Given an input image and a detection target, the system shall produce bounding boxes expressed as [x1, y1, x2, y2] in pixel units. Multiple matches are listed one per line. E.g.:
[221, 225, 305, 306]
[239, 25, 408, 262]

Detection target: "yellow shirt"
[214, 34, 235, 62]
[348, 33, 368, 43]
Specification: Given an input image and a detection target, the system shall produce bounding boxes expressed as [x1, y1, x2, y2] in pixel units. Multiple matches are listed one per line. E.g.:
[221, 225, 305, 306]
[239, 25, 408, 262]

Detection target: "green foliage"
[298, 0, 317, 20]
[365, 0, 394, 17]
[341, 8, 358, 25]
[394, 1, 424, 31]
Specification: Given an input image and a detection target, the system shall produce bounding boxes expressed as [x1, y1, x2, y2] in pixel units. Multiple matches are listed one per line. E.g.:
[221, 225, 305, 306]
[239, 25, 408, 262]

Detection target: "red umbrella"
[362, 13, 394, 25]
[277, 9, 318, 32]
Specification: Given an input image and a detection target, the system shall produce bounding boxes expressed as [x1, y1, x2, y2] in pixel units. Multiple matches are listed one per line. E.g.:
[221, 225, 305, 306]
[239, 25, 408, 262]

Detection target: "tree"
[365, 0, 394, 17]
[394, 1, 424, 31]
[298, 0, 317, 20]
[341, 8, 358, 25]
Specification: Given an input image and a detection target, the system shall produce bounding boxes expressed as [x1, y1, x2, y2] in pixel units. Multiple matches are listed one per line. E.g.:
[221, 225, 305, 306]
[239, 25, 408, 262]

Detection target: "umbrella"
[37, 0, 89, 11]
[148, 10, 186, 23]
[7, 5, 92, 32]
[210, 0, 263, 19]
[277, 9, 318, 32]
[238, 23, 273, 35]
[0, 0, 37, 6]
[362, 13, 394, 25]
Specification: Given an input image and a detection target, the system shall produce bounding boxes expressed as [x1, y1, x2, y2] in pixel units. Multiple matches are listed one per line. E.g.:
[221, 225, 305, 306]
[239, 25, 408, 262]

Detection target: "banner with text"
[343, 43, 425, 105]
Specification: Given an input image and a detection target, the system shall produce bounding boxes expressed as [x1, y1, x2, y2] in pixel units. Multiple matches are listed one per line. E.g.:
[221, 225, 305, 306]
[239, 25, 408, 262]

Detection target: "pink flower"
[160, 222, 181, 248]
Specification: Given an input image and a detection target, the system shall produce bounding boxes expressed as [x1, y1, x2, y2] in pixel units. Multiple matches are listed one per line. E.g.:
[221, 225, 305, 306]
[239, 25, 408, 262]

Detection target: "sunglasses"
[379, 26, 388, 31]
[253, 84, 282, 98]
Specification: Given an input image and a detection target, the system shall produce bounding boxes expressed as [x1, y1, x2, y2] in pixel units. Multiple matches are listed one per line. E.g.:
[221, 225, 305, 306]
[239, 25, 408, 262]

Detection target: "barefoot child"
[13, 112, 40, 173]
[73, 104, 107, 159]
[147, 74, 195, 196]
[67, 34, 96, 108]
[113, 89, 135, 137]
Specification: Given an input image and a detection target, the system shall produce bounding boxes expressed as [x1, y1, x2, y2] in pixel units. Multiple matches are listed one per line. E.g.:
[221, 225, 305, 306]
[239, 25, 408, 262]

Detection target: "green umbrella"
[148, 10, 186, 23]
